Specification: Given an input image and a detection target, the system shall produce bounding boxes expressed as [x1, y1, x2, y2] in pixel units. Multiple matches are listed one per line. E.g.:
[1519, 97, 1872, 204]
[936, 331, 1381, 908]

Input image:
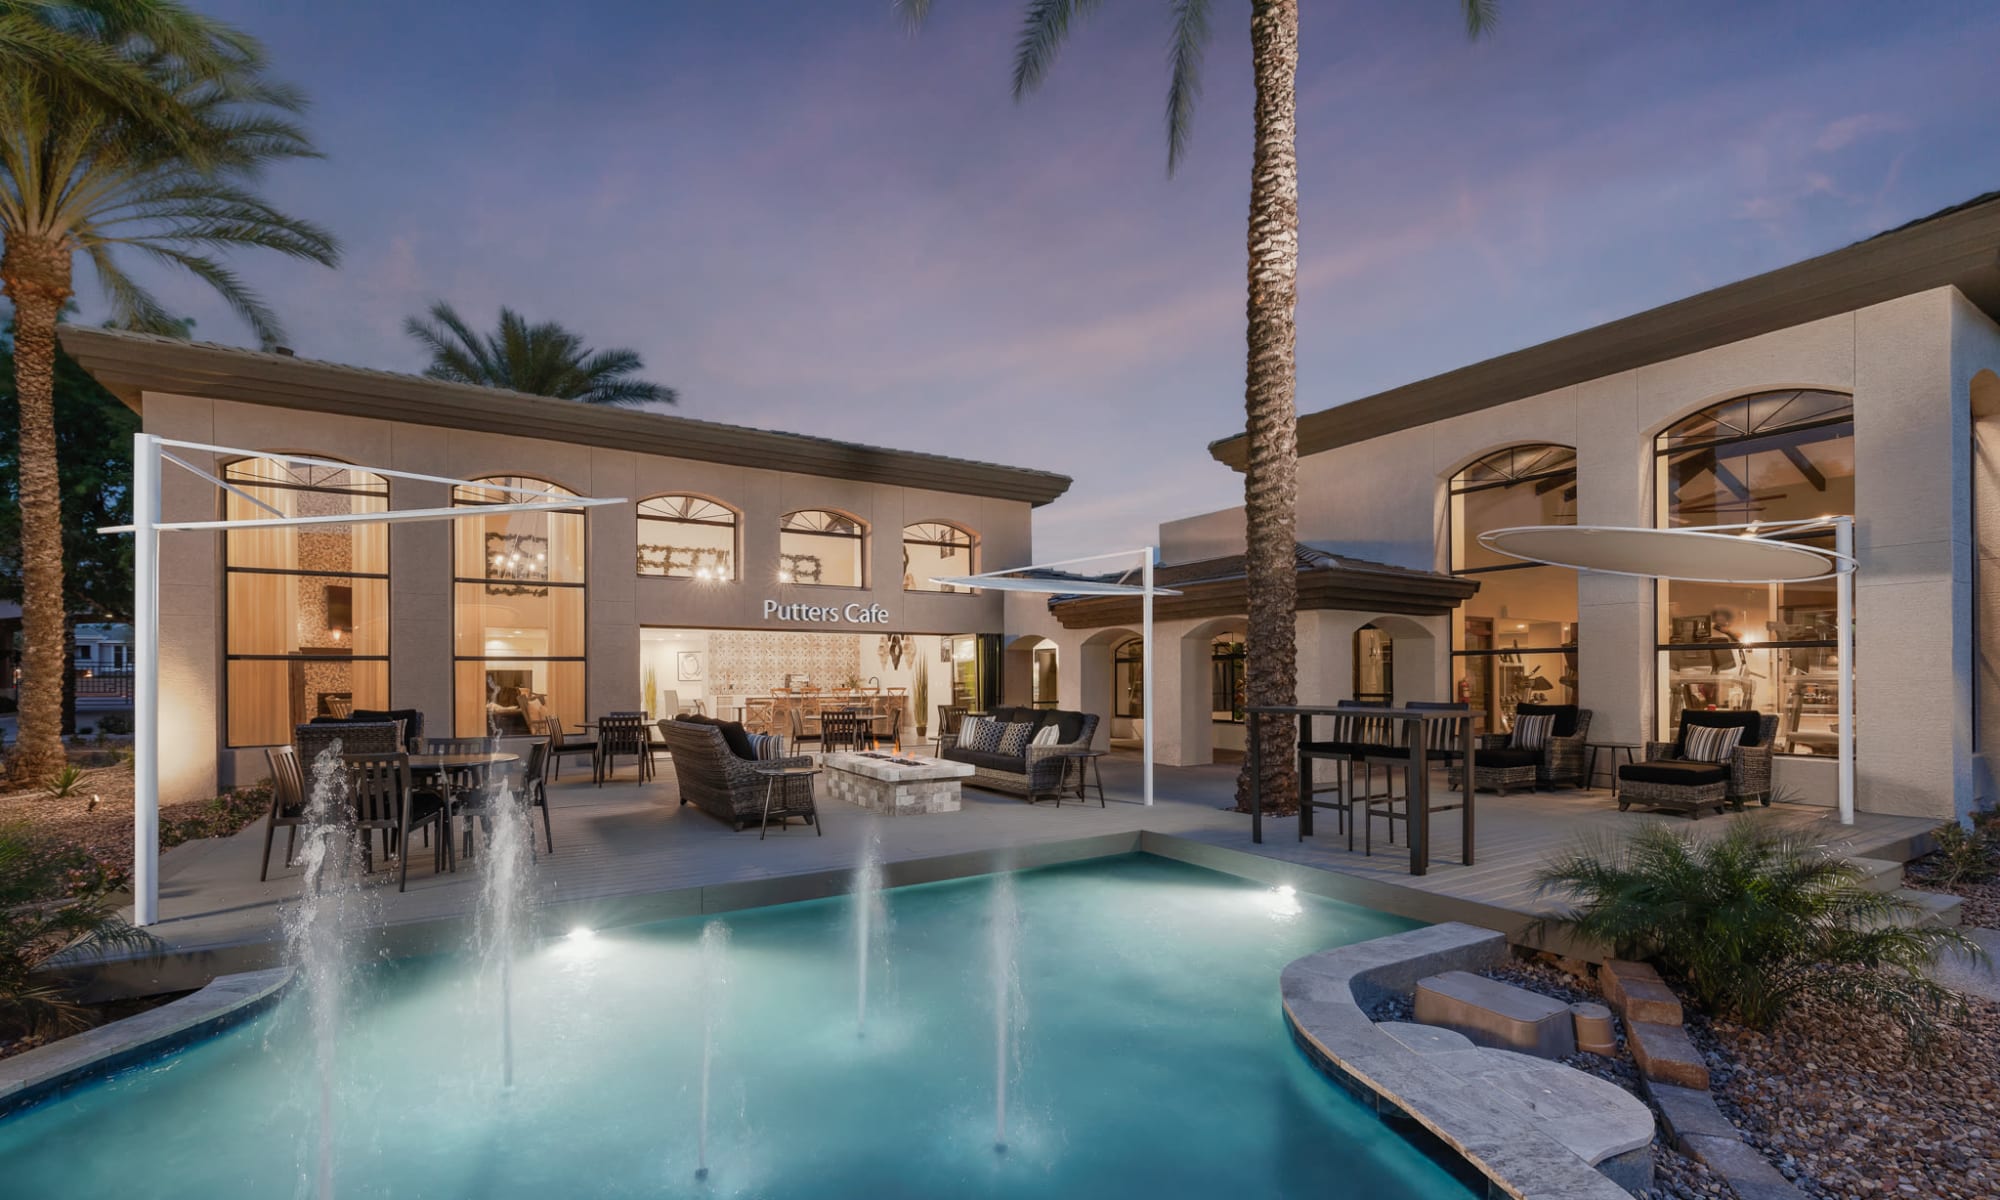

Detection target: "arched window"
[1114, 637, 1145, 719]
[637, 494, 738, 580]
[778, 509, 865, 587]
[1448, 444, 1578, 733]
[903, 521, 977, 591]
[452, 476, 587, 736]
[1654, 389, 1854, 755]
[223, 457, 390, 747]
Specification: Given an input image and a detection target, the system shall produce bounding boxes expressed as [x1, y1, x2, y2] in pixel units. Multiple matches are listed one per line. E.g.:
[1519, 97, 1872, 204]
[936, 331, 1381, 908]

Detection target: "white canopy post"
[929, 547, 1179, 806]
[108, 434, 626, 926]
[1479, 517, 1857, 825]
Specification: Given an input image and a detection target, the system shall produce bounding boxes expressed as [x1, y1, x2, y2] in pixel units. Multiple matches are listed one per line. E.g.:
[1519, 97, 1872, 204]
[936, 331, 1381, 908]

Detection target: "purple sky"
[82, 1, 2000, 562]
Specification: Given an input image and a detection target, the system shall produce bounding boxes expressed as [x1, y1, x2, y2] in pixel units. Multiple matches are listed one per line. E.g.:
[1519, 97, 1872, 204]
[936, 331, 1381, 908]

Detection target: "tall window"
[1449, 444, 1579, 734]
[1654, 389, 1854, 755]
[902, 521, 976, 592]
[223, 458, 389, 747]
[453, 476, 586, 736]
[1353, 624, 1393, 705]
[1114, 637, 1145, 719]
[637, 494, 737, 580]
[778, 509, 865, 587]
[1210, 636, 1245, 723]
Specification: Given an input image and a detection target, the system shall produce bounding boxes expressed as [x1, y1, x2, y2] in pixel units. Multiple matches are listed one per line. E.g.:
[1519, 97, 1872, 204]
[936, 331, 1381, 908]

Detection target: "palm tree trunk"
[3, 237, 74, 782]
[1233, 0, 1302, 814]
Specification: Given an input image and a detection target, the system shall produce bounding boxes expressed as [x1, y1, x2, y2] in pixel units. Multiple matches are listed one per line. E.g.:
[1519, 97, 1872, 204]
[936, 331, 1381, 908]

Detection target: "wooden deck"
[84, 752, 1941, 995]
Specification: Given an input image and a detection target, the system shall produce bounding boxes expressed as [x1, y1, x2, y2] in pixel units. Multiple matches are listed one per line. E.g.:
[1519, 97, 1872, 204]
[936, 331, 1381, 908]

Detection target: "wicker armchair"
[1458, 705, 1591, 794]
[658, 717, 810, 830]
[1619, 711, 1778, 818]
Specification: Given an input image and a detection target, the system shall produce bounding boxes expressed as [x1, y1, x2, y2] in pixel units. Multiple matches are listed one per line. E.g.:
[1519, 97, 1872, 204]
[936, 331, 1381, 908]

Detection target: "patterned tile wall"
[707, 631, 862, 693]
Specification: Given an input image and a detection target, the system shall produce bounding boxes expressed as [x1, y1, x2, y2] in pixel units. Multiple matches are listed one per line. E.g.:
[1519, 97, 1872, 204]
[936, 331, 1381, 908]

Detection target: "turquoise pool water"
[0, 854, 1476, 1199]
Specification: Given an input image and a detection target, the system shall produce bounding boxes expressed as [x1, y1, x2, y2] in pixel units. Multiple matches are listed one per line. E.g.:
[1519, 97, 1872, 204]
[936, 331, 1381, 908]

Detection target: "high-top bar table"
[1244, 705, 1475, 877]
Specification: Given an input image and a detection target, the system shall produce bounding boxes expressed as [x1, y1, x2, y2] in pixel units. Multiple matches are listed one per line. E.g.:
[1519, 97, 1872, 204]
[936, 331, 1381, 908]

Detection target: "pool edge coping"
[1279, 924, 1644, 1200]
[0, 966, 292, 1120]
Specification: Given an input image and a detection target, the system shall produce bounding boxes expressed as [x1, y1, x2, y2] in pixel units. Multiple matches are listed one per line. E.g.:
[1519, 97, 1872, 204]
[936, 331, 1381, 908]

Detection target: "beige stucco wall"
[1147, 285, 1982, 820]
[142, 391, 1035, 797]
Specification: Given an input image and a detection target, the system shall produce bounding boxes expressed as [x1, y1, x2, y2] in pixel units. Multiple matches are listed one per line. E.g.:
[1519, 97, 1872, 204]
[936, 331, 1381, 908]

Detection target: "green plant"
[1922, 813, 2000, 886]
[1536, 820, 1982, 1054]
[41, 764, 87, 798]
[93, 713, 132, 737]
[405, 301, 675, 406]
[0, 823, 154, 1035]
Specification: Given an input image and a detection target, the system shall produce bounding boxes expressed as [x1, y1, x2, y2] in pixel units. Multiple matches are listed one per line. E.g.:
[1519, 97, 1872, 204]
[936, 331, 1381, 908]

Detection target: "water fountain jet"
[990, 872, 1021, 1154]
[695, 920, 731, 1180]
[854, 833, 885, 1040]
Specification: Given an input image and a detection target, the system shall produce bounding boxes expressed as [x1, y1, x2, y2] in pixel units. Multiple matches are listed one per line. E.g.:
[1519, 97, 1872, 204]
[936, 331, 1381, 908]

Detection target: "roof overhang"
[58, 327, 1074, 507]
[1046, 555, 1478, 629]
[1210, 190, 2000, 469]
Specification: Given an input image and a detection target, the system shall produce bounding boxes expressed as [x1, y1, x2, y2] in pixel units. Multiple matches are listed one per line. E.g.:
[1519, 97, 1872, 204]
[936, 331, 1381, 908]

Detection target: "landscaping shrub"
[41, 765, 88, 799]
[1919, 810, 2000, 886]
[93, 714, 133, 738]
[1535, 820, 1981, 1055]
[0, 825, 153, 1036]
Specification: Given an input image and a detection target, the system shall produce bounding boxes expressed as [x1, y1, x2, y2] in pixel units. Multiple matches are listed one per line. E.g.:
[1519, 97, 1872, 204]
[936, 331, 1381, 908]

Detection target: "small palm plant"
[0, 823, 153, 1035]
[41, 764, 87, 798]
[1535, 820, 1981, 1054]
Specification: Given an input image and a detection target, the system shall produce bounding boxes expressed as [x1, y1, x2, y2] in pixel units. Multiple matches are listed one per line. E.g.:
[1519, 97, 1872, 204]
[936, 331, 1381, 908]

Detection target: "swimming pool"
[0, 854, 1477, 1199]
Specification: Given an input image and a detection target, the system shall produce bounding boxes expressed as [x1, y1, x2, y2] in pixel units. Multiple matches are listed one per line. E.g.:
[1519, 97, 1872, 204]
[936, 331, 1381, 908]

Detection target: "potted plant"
[913, 662, 930, 739]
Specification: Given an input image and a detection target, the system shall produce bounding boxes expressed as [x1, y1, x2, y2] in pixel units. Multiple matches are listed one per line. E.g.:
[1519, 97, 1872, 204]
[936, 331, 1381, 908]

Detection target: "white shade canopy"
[1477, 523, 1850, 584]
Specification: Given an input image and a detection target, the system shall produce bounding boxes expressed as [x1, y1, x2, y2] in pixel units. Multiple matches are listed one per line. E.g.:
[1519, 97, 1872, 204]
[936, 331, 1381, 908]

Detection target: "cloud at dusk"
[63, 0, 2000, 561]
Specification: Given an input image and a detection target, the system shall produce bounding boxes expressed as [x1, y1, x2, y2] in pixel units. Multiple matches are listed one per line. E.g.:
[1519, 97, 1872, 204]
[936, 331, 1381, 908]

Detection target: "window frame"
[1113, 636, 1145, 719]
[452, 474, 588, 735]
[778, 508, 868, 589]
[221, 455, 392, 748]
[901, 520, 978, 593]
[636, 493, 740, 581]
[1651, 390, 1855, 754]
[1446, 444, 1580, 683]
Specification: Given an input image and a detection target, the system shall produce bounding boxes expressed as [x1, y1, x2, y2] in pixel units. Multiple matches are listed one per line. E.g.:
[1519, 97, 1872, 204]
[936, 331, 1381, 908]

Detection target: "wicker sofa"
[940, 706, 1098, 801]
[1618, 710, 1778, 818]
[658, 716, 810, 830]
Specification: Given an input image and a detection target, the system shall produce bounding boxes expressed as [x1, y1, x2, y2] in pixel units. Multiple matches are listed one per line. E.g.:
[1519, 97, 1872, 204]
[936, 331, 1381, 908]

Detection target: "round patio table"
[753, 763, 822, 840]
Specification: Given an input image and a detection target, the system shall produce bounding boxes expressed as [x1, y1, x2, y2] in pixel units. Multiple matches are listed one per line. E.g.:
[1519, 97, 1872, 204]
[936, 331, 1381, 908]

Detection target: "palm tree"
[899, 1, 1495, 813]
[1, 1, 258, 139]
[404, 302, 677, 407]
[0, 7, 338, 780]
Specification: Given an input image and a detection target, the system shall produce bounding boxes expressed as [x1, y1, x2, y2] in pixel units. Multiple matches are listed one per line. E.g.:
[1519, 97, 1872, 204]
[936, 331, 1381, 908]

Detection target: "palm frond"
[1460, 0, 1500, 38]
[1163, 0, 1209, 176]
[130, 241, 282, 345]
[404, 303, 677, 406]
[1011, 0, 1099, 100]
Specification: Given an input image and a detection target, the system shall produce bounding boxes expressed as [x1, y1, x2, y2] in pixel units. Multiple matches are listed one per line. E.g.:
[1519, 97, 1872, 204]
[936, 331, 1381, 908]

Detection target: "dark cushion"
[673, 713, 757, 760]
[1514, 703, 1578, 739]
[942, 746, 1026, 773]
[1676, 708, 1766, 751]
[1619, 760, 1728, 787]
[1479, 747, 1541, 770]
[1048, 711, 1087, 743]
[352, 708, 424, 749]
[1407, 701, 1470, 711]
[1300, 740, 1365, 758]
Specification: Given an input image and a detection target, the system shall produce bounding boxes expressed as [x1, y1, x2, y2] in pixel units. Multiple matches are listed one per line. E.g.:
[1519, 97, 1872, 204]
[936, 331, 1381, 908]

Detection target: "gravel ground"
[0, 760, 270, 892]
[1903, 872, 2000, 929]
[1372, 953, 2000, 1200]
[1692, 992, 2000, 1200]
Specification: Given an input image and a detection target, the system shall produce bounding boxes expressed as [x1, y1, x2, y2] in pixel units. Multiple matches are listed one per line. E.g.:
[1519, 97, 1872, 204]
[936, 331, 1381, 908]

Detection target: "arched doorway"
[1353, 623, 1393, 704]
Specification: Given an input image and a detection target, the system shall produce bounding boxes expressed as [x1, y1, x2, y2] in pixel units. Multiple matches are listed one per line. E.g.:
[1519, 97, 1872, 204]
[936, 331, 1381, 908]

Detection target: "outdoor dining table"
[1244, 704, 1475, 877]
[407, 751, 520, 868]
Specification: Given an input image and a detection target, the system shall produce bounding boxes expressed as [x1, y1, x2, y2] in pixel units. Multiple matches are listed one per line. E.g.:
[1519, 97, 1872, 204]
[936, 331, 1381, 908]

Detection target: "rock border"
[0, 966, 291, 1120]
[1281, 922, 1648, 1199]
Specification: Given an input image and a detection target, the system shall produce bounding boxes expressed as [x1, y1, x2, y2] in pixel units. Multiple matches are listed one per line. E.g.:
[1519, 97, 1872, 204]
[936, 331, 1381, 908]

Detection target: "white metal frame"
[105, 434, 626, 925]
[929, 547, 1179, 806]
[1479, 516, 1857, 824]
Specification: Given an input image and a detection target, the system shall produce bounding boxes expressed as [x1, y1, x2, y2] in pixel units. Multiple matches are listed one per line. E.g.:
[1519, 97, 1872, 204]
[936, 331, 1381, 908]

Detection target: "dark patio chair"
[821, 709, 870, 755]
[343, 750, 448, 892]
[1618, 711, 1778, 818]
[541, 715, 600, 783]
[596, 714, 652, 784]
[260, 745, 308, 882]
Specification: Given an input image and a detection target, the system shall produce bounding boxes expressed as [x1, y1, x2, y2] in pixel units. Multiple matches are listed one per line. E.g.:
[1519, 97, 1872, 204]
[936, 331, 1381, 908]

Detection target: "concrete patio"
[83, 752, 1943, 996]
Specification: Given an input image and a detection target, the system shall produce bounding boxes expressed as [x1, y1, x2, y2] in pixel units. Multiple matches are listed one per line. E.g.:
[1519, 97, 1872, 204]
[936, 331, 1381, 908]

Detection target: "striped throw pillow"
[1682, 724, 1743, 764]
[1511, 713, 1555, 751]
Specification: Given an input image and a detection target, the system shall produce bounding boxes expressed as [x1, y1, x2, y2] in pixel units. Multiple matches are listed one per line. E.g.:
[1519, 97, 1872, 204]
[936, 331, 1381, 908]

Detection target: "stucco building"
[1008, 190, 2000, 823]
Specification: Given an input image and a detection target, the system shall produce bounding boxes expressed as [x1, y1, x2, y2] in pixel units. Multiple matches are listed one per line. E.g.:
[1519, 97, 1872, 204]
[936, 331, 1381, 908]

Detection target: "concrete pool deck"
[75, 753, 1941, 996]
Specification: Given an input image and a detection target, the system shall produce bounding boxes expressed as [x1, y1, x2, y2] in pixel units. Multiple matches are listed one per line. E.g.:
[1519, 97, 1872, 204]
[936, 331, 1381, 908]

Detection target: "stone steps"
[1890, 886, 1962, 927]
[1844, 855, 1905, 895]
